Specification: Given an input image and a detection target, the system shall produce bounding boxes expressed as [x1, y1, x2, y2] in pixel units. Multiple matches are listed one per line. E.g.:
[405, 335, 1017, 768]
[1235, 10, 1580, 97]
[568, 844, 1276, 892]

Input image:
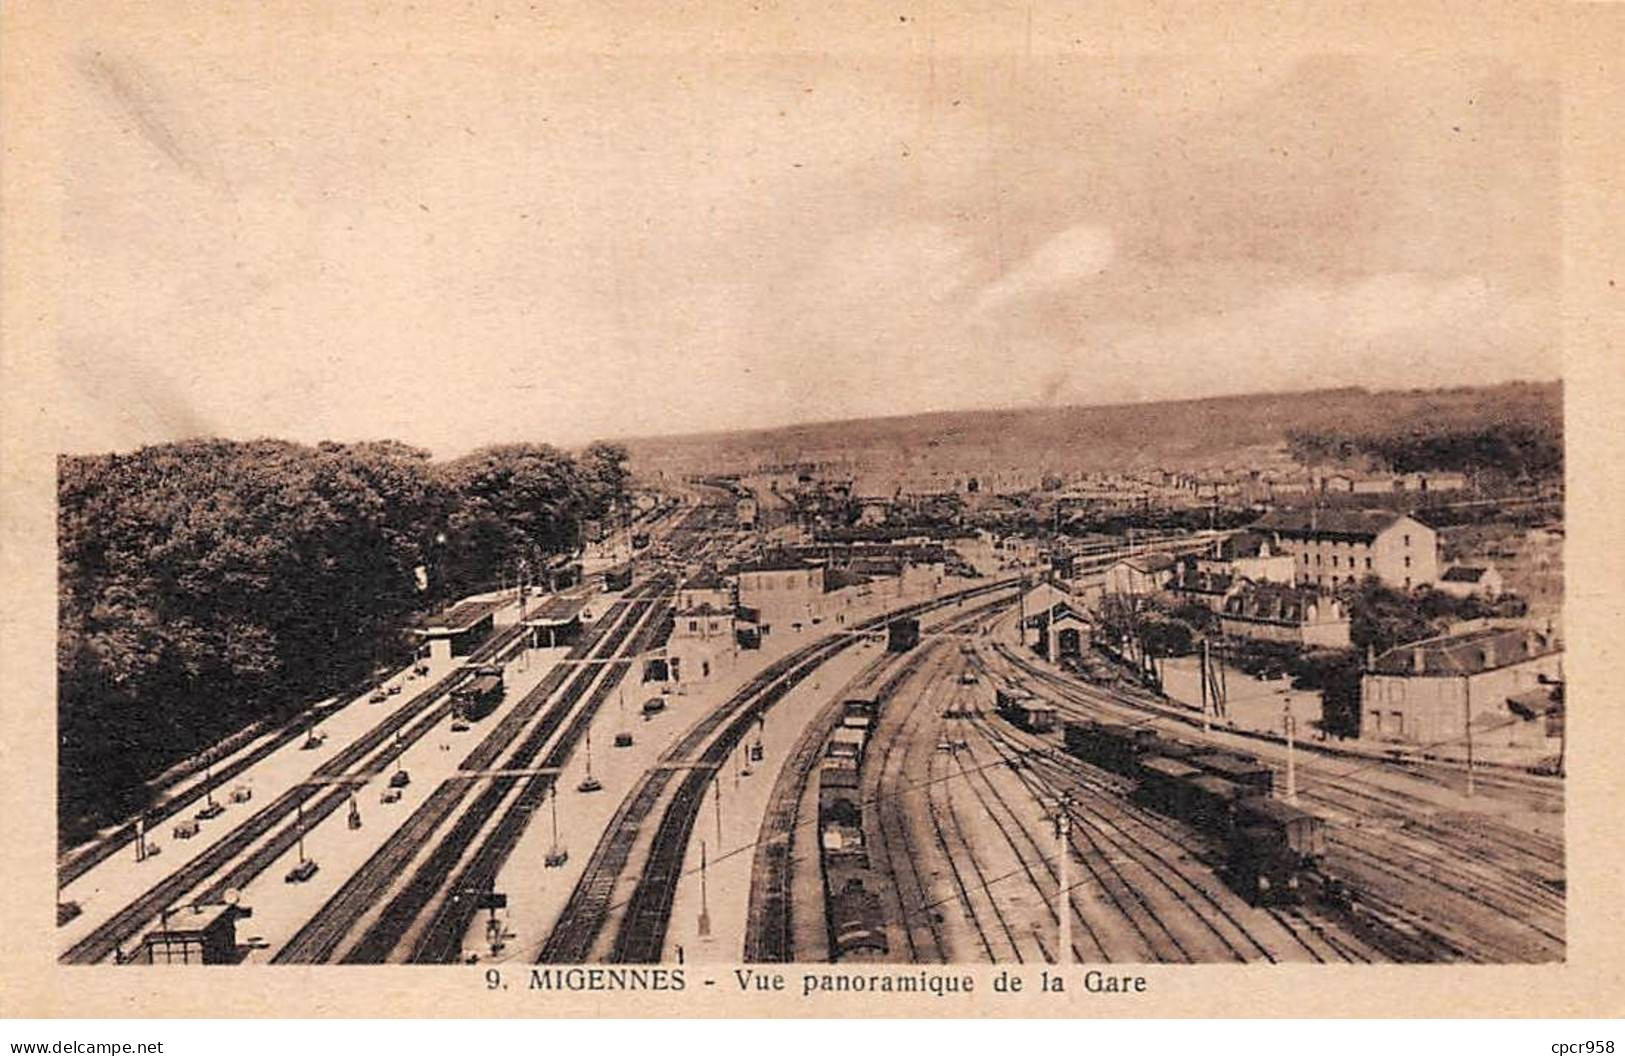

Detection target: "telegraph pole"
[1463, 673, 1476, 799]
[1283, 701, 1298, 804]
[698, 840, 712, 939]
[1049, 794, 1073, 965]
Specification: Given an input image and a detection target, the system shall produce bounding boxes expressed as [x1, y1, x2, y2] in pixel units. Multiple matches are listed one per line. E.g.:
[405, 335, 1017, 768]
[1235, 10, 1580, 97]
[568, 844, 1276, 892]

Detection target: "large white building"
[1257, 509, 1439, 591]
[1361, 626, 1562, 745]
[728, 552, 828, 632]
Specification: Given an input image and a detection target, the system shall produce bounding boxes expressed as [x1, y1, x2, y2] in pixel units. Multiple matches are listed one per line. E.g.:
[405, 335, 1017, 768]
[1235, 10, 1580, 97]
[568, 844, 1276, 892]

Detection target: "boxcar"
[887, 617, 921, 653]
[1230, 798, 1327, 904]
[1184, 775, 1248, 835]
[603, 566, 633, 592]
[1189, 752, 1275, 796]
[452, 665, 505, 722]
[827, 877, 889, 961]
[1136, 756, 1202, 816]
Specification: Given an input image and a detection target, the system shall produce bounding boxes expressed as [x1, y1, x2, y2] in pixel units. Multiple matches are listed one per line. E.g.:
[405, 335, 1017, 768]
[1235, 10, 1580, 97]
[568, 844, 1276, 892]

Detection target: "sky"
[48, 9, 1561, 458]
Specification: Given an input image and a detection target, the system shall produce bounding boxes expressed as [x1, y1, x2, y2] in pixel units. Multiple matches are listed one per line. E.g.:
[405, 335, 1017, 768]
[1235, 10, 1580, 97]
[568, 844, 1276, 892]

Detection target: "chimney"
[1413, 647, 1426, 675]
[1365, 644, 1376, 671]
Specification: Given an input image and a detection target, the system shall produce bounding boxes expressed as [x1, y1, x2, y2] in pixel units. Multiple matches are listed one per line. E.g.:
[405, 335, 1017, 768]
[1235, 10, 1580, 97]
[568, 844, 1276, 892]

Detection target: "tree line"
[1284, 382, 1563, 480]
[57, 438, 630, 841]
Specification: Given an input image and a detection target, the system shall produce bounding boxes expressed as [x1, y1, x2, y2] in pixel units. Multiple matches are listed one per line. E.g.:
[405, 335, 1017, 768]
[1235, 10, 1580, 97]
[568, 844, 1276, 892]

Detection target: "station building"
[412, 600, 499, 663]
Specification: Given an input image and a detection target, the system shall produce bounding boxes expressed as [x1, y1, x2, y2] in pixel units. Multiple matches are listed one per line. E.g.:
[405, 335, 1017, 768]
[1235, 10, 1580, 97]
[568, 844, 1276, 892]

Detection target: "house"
[855, 497, 890, 527]
[678, 566, 733, 612]
[1256, 508, 1439, 591]
[736, 495, 759, 530]
[1219, 584, 1351, 649]
[727, 552, 828, 631]
[1024, 601, 1091, 659]
[1104, 552, 1176, 596]
[1168, 564, 1241, 612]
[1360, 627, 1563, 744]
[1190, 530, 1297, 585]
[1436, 564, 1505, 599]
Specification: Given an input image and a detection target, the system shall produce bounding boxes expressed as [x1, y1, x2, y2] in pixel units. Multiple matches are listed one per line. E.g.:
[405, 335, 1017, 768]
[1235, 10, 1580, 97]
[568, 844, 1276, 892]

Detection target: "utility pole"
[698, 840, 712, 939]
[713, 773, 723, 848]
[1053, 795, 1073, 965]
[1463, 672, 1476, 799]
[1283, 701, 1298, 804]
[1200, 639, 1213, 734]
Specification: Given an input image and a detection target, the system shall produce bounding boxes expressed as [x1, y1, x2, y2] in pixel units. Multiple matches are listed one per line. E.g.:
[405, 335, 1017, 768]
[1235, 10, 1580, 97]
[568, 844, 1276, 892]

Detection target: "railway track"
[987, 641, 1562, 962]
[299, 579, 672, 963]
[59, 617, 530, 965]
[540, 579, 1018, 964]
[741, 594, 1016, 962]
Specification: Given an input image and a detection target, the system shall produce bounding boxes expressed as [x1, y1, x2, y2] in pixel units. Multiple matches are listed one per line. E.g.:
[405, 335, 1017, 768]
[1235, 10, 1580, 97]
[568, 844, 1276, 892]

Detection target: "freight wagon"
[887, 617, 920, 653]
[451, 665, 505, 722]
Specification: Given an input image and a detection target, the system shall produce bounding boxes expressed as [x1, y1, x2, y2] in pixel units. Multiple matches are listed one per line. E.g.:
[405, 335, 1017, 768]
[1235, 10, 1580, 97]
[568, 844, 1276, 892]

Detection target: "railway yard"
[57, 499, 1564, 967]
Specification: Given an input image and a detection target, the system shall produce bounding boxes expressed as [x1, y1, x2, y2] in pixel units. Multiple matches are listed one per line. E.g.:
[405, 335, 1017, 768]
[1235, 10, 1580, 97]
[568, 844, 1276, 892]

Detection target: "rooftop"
[415, 599, 500, 634]
[1369, 626, 1559, 678]
[1440, 565, 1492, 583]
[1256, 508, 1415, 542]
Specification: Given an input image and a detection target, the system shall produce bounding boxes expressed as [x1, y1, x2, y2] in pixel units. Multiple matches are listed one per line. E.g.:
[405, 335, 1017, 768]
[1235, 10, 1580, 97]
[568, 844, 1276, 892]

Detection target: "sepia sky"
[47, 5, 1562, 457]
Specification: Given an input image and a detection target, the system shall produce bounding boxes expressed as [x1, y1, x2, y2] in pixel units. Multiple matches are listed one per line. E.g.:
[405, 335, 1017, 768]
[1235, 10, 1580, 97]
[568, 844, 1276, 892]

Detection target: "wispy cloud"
[972, 223, 1116, 317]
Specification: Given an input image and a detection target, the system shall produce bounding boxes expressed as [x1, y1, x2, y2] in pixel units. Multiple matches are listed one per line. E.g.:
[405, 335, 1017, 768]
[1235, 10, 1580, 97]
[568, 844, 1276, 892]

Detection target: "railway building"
[1219, 583, 1352, 649]
[134, 902, 251, 965]
[412, 600, 499, 663]
[1360, 625, 1563, 744]
[726, 552, 827, 633]
[1256, 508, 1439, 591]
[524, 594, 589, 649]
[1103, 552, 1176, 596]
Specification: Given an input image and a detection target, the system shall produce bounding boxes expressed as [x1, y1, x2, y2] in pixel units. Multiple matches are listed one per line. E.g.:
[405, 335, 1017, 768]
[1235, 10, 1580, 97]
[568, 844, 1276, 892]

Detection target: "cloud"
[1061, 272, 1555, 406]
[973, 223, 1116, 317]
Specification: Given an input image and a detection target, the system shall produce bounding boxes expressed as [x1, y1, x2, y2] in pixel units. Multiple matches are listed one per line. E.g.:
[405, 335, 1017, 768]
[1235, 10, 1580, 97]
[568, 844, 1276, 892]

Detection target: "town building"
[1190, 530, 1297, 585]
[1219, 584, 1351, 648]
[1436, 564, 1505, 599]
[728, 552, 828, 632]
[1168, 565, 1241, 612]
[1103, 552, 1176, 596]
[1360, 626, 1563, 744]
[1256, 509, 1439, 591]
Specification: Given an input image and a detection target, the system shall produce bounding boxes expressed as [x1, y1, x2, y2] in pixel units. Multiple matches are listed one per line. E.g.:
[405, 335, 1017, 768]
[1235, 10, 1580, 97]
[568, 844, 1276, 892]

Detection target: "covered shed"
[525, 593, 589, 649]
[413, 600, 499, 663]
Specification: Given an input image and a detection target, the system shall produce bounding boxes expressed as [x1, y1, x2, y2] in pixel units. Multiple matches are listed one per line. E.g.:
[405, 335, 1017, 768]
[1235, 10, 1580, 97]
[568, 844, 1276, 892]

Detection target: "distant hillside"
[624, 382, 1562, 483]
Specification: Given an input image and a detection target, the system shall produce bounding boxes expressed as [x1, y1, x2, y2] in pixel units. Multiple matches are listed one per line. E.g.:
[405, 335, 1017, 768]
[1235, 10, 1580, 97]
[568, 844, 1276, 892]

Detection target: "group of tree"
[57, 437, 630, 841]
[1284, 381, 1563, 480]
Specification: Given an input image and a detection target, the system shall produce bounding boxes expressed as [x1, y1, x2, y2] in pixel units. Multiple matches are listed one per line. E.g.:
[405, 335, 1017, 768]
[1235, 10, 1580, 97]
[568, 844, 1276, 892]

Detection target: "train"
[887, 617, 920, 653]
[815, 690, 890, 961]
[1062, 719, 1324, 905]
[993, 686, 1057, 733]
[603, 566, 633, 592]
[451, 664, 506, 722]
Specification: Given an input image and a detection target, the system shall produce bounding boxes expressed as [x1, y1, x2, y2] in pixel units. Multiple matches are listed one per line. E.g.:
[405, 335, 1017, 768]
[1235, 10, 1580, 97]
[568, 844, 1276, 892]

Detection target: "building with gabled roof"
[1219, 583, 1350, 648]
[1256, 508, 1438, 591]
[1360, 626, 1562, 744]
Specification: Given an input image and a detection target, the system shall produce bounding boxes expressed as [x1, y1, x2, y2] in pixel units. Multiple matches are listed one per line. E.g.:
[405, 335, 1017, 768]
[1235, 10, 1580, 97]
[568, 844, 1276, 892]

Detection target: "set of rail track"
[276, 506, 715, 965]
[981, 640, 1564, 963]
[59, 617, 532, 965]
[63, 502, 709, 967]
[538, 579, 1022, 964]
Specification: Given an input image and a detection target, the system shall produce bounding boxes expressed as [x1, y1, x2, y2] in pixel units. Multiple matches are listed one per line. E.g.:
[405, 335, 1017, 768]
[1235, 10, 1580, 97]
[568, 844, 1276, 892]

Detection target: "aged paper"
[2, 0, 1622, 1019]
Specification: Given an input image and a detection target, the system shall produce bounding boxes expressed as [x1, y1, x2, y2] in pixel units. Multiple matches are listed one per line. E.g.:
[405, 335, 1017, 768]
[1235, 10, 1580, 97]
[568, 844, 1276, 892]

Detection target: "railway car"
[1188, 752, 1275, 796]
[1229, 798, 1328, 905]
[451, 664, 505, 722]
[1183, 775, 1248, 836]
[632, 532, 651, 550]
[828, 728, 867, 763]
[1063, 720, 1159, 775]
[843, 697, 879, 722]
[887, 617, 921, 653]
[826, 877, 889, 961]
[819, 755, 861, 791]
[1135, 756, 1203, 816]
[603, 566, 633, 592]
